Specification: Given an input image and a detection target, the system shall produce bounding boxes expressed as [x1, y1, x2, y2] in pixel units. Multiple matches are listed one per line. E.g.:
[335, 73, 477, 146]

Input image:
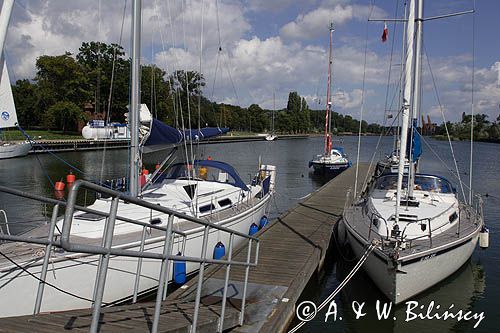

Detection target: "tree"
[12, 79, 41, 128]
[76, 42, 130, 121]
[45, 101, 85, 133]
[35, 53, 91, 108]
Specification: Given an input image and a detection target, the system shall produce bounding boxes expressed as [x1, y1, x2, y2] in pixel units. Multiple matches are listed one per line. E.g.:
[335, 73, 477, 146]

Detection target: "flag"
[381, 22, 388, 42]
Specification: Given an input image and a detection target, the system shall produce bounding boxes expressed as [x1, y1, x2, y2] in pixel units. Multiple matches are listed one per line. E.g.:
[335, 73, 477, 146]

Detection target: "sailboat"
[342, 0, 484, 304]
[309, 23, 350, 175]
[0, 0, 30, 159]
[0, 0, 276, 317]
[265, 92, 277, 141]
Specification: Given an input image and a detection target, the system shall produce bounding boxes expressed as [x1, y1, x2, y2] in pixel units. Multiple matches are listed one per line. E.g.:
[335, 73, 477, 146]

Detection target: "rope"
[354, 4, 373, 198]
[0, 251, 108, 305]
[288, 242, 376, 333]
[469, 1, 476, 204]
[99, 0, 128, 185]
[423, 44, 467, 203]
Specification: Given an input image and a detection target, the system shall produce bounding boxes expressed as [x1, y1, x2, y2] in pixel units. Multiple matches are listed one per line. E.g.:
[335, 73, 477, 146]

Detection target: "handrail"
[0, 209, 9, 236]
[0, 180, 261, 333]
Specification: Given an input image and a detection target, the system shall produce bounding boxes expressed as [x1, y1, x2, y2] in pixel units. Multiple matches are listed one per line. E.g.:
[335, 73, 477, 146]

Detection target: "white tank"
[82, 125, 113, 140]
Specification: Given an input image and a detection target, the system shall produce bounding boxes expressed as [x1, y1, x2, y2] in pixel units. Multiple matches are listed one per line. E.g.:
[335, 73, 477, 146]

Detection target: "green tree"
[35, 53, 91, 108]
[12, 79, 41, 128]
[45, 101, 85, 133]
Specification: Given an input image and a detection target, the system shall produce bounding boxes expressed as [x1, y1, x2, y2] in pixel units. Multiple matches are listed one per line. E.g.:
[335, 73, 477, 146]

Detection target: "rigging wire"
[98, 0, 128, 186]
[468, 0, 476, 204]
[354, 3, 374, 199]
[423, 43, 466, 203]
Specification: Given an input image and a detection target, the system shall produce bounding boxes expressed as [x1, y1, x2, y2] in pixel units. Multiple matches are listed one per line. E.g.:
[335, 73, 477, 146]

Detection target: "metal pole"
[239, 239, 252, 326]
[162, 232, 175, 301]
[218, 233, 234, 332]
[152, 215, 174, 333]
[408, 0, 423, 199]
[129, 0, 141, 197]
[34, 204, 59, 314]
[132, 225, 148, 303]
[192, 225, 210, 333]
[90, 197, 119, 333]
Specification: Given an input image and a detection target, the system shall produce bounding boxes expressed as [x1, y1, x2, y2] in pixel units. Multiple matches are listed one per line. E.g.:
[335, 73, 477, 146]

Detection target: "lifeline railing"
[0, 180, 260, 333]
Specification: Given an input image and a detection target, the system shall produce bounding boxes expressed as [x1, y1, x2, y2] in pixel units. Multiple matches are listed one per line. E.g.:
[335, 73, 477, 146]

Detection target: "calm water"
[0, 136, 498, 332]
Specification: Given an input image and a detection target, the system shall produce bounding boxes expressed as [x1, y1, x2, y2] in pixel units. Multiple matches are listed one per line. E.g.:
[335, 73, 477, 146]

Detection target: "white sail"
[0, 58, 17, 129]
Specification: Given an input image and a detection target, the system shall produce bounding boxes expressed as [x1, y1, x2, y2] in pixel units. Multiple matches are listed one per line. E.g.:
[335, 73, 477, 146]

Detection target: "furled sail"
[0, 58, 17, 129]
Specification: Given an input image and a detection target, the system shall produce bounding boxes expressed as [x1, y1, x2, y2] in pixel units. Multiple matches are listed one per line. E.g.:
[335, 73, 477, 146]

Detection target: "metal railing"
[0, 180, 260, 333]
[0, 209, 10, 236]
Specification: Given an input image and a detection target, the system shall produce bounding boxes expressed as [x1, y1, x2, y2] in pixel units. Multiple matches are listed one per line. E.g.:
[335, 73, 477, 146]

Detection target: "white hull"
[265, 134, 277, 141]
[345, 222, 480, 304]
[0, 196, 269, 317]
[0, 141, 30, 159]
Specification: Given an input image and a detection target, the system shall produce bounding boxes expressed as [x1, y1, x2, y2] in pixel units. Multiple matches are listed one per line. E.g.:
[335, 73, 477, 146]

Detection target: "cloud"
[280, 2, 386, 41]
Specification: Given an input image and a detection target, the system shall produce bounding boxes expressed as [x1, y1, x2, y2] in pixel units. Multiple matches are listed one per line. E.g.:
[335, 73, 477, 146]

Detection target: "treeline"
[434, 113, 500, 142]
[11, 41, 383, 134]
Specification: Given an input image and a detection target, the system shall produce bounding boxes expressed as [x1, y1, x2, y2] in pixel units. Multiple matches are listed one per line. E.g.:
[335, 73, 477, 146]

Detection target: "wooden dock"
[27, 134, 309, 154]
[0, 163, 372, 332]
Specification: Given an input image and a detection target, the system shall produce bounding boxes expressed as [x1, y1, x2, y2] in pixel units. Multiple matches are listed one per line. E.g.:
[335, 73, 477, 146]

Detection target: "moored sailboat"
[0, 0, 276, 318]
[342, 0, 484, 304]
[0, 0, 30, 159]
[309, 23, 350, 175]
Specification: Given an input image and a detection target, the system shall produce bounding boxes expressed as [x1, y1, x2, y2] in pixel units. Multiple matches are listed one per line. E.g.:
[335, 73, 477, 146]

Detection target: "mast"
[129, 0, 141, 197]
[272, 90, 275, 134]
[408, 0, 423, 198]
[324, 22, 334, 155]
[395, 0, 415, 224]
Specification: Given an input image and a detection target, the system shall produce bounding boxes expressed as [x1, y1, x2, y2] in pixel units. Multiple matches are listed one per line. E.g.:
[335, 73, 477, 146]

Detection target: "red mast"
[324, 23, 334, 155]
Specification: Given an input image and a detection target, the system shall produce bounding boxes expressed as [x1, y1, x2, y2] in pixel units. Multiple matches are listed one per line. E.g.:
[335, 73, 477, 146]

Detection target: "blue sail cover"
[406, 119, 422, 162]
[145, 118, 229, 146]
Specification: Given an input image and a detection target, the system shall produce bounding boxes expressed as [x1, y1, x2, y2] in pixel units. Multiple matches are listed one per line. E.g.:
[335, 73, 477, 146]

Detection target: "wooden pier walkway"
[0, 163, 372, 332]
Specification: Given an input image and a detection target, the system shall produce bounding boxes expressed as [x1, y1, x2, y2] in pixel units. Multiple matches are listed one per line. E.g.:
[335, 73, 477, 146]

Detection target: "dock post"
[90, 197, 119, 333]
[218, 233, 234, 332]
[239, 239, 252, 326]
[191, 225, 210, 333]
[151, 214, 174, 333]
[33, 204, 59, 314]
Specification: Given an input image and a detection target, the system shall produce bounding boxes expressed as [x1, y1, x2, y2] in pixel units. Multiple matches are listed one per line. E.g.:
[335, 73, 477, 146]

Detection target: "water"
[0, 136, 498, 332]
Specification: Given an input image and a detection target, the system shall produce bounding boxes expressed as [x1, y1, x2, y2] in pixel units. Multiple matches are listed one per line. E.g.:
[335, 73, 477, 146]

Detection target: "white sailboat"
[0, 0, 276, 318]
[265, 91, 277, 141]
[309, 23, 350, 175]
[342, 0, 484, 304]
[0, 0, 30, 159]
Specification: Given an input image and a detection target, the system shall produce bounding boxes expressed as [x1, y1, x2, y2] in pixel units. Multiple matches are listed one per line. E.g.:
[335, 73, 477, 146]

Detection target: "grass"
[1, 130, 83, 141]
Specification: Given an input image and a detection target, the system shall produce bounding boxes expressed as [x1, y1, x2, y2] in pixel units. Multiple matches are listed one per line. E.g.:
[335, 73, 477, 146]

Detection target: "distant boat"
[0, 11, 30, 160]
[81, 120, 130, 140]
[309, 23, 350, 175]
[265, 91, 278, 141]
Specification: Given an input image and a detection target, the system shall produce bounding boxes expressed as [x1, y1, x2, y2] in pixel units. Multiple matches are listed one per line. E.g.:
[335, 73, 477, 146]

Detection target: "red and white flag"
[381, 22, 388, 42]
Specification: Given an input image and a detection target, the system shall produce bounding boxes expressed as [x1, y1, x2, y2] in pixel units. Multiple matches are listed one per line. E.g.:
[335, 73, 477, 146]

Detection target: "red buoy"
[54, 180, 65, 191]
[54, 190, 65, 200]
[142, 168, 150, 175]
[155, 163, 160, 170]
[140, 175, 147, 187]
[207, 156, 213, 161]
[66, 170, 76, 183]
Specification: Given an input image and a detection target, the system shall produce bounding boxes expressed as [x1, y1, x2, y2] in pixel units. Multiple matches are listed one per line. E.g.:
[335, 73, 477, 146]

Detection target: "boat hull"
[0, 196, 270, 317]
[344, 220, 480, 304]
[309, 161, 350, 175]
[0, 142, 30, 159]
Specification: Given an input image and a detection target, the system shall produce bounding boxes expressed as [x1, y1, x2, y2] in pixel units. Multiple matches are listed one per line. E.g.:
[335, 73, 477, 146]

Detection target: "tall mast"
[0, 0, 14, 56]
[129, 0, 141, 197]
[395, 0, 415, 224]
[324, 22, 334, 155]
[408, 0, 423, 198]
[272, 90, 275, 134]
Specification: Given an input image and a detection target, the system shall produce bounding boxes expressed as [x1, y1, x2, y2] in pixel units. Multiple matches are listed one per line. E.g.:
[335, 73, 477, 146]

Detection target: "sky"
[3, 0, 500, 124]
